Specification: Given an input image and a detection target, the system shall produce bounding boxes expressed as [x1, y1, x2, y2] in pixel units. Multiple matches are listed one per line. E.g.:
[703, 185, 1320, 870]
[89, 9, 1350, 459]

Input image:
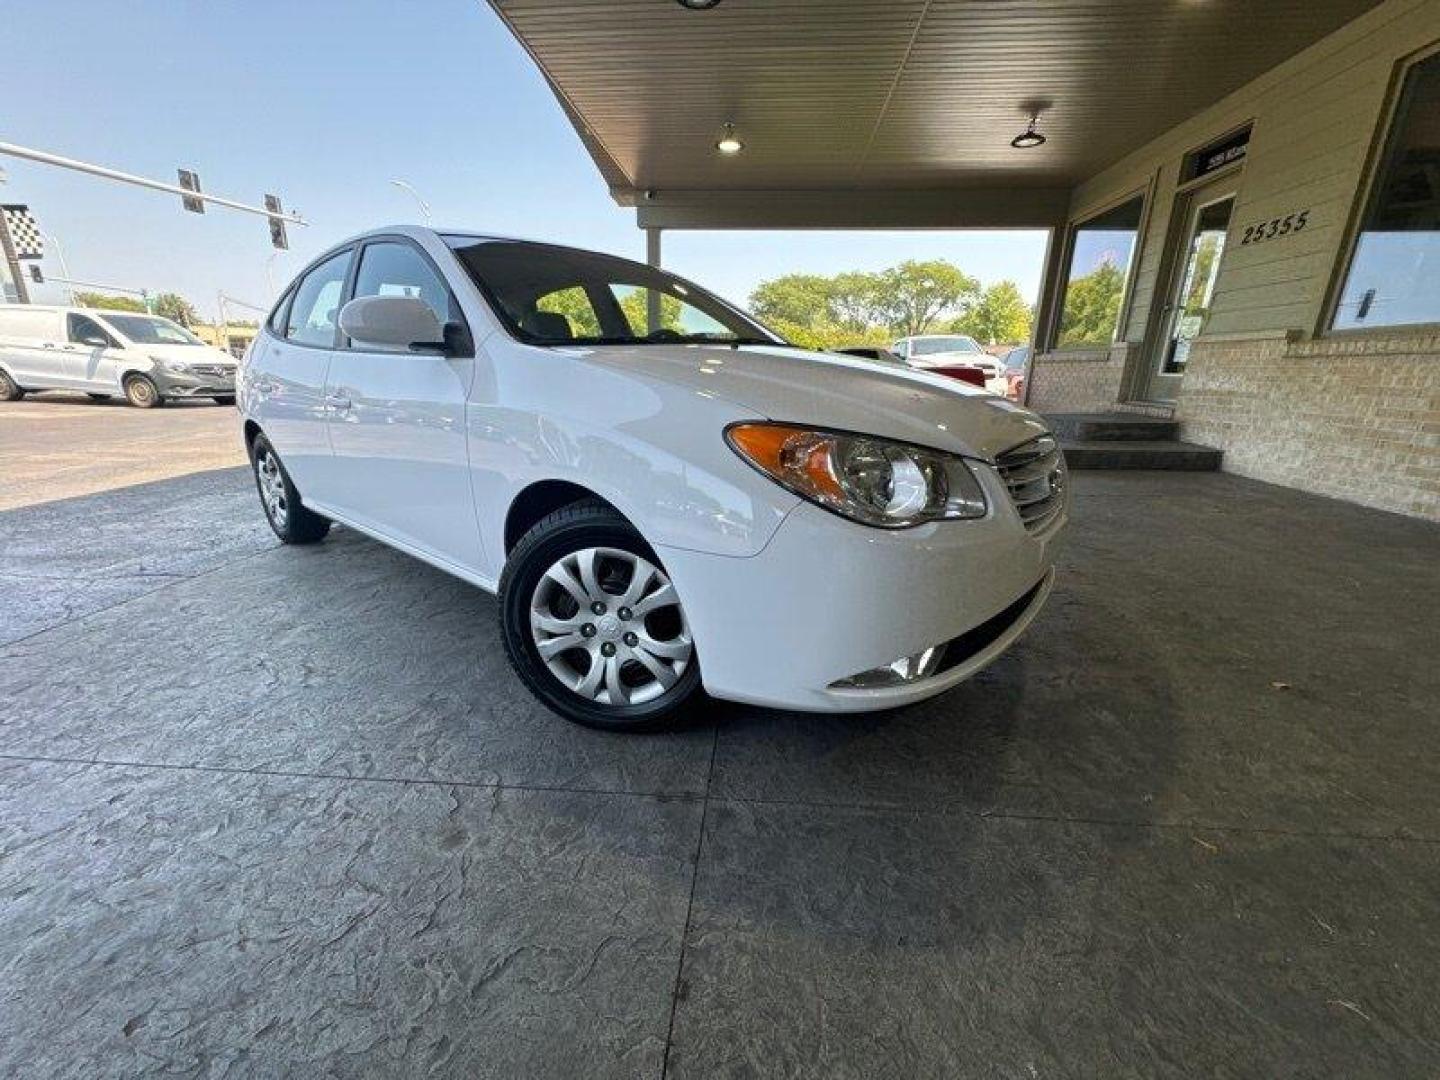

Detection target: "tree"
[73, 291, 145, 313]
[949, 280, 1032, 345]
[153, 293, 198, 327]
[748, 274, 836, 328]
[616, 288, 682, 334]
[535, 286, 602, 337]
[872, 260, 980, 338]
[1056, 259, 1126, 347]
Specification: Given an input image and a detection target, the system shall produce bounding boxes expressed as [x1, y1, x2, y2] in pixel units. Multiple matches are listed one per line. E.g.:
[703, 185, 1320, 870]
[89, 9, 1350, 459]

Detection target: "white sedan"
[239, 227, 1067, 730]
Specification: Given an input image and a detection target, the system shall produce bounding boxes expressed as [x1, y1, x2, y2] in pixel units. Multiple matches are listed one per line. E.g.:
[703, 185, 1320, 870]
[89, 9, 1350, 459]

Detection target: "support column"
[645, 226, 662, 333]
[1024, 224, 1068, 407]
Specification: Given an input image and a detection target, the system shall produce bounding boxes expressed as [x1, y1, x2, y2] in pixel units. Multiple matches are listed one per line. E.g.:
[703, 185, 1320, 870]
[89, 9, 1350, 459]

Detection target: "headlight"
[151, 355, 191, 375]
[725, 422, 987, 528]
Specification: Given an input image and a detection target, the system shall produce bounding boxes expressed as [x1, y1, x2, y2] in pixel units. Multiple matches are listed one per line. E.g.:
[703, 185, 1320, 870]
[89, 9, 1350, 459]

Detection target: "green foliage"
[948, 280, 1032, 345]
[153, 292, 198, 327]
[73, 291, 145, 313]
[535, 286, 601, 337]
[747, 260, 983, 349]
[749, 274, 836, 329]
[873, 260, 981, 339]
[615, 288, 682, 334]
[1056, 259, 1126, 347]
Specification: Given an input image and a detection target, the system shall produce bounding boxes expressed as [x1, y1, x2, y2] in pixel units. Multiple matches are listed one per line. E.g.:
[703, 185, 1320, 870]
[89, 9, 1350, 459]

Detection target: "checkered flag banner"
[1, 205, 43, 259]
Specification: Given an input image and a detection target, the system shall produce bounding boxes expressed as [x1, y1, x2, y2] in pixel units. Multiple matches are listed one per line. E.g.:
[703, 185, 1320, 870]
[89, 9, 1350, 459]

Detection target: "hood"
[144, 344, 235, 366]
[575, 343, 1049, 462]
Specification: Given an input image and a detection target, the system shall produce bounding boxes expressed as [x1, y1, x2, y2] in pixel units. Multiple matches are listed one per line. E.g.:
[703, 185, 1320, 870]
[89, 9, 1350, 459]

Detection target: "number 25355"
[1240, 211, 1309, 245]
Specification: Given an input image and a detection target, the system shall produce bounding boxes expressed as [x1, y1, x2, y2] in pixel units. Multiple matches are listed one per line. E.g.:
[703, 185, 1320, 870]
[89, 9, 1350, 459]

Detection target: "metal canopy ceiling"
[491, 0, 1383, 227]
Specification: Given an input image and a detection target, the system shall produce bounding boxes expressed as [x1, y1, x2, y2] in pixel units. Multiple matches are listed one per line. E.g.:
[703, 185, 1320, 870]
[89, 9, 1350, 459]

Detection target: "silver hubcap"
[530, 547, 692, 707]
[256, 450, 289, 529]
[131, 380, 152, 403]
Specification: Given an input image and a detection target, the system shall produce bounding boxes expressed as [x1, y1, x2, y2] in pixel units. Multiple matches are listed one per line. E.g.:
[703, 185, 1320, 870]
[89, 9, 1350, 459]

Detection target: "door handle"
[326, 393, 352, 410]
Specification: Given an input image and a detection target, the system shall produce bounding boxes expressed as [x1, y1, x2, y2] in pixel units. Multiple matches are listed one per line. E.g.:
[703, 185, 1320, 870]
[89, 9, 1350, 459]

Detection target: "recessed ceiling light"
[716, 123, 744, 154]
[1011, 112, 1046, 149]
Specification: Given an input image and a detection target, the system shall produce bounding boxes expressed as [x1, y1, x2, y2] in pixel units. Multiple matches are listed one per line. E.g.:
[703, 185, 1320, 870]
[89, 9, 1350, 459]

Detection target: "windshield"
[910, 336, 983, 357]
[446, 238, 782, 347]
[103, 314, 205, 346]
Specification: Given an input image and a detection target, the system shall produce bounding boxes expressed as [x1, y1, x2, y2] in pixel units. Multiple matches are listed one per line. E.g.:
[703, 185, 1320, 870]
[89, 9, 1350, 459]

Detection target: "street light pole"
[389, 179, 433, 223]
[43, 232, 74, 303]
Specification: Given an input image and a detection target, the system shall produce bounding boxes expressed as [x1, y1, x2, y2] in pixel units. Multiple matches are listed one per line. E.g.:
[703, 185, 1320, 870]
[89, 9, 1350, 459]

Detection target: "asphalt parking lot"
[2, 398, 1439, 1077]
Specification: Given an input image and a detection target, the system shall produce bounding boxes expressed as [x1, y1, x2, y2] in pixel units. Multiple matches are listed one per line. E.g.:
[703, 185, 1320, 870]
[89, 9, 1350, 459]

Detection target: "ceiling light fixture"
[676, 0, 722, 8]
[715, 123, 744, 154]
[1011, 112, 1047, 149]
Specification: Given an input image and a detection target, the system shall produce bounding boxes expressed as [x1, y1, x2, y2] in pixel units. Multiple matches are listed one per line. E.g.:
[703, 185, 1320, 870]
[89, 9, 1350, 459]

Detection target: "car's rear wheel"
[248, 433, 330, 545]
[499, 499, 702, 731]
[0, 369, 24, 401]
[123, 375, 162, 408]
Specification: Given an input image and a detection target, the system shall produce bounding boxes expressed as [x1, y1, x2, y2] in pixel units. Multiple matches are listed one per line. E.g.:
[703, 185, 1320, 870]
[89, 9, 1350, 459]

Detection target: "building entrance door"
[1146, 183, 1234, 402]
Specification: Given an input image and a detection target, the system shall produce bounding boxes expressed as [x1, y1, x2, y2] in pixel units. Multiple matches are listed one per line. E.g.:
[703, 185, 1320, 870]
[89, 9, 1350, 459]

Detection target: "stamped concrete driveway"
[2, 412, 1439, 1076]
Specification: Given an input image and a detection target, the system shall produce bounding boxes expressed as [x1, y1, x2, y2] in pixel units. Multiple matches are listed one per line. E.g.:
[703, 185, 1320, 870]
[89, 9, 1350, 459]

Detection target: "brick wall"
[1178, 333, 1440, 520]
[1026, 344, 1132, 413]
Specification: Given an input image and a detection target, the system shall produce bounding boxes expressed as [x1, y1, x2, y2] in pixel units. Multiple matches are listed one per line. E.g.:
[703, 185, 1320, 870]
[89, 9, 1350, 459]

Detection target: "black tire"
[87, 393, 111, 402]
[499, 498, 703, 732]
[123, 375, 163, 408]
[248, 433, 331, 545]
[0, 369, 23, 401]
[212, 395, 236, 407]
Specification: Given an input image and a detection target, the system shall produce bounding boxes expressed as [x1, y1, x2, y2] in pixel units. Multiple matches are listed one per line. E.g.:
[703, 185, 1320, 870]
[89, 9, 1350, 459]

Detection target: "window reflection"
[1055, 196, 1144, 348]
[1334, 52, 1440, 331]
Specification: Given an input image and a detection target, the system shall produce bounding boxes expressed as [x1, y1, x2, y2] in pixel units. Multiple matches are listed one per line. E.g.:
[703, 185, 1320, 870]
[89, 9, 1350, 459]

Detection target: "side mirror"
[80, 335, 110, 348]
[339, 295, 447, 353]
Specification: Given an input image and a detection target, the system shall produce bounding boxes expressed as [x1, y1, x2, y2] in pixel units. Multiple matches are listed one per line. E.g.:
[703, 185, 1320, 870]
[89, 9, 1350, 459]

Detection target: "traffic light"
[178, 169, 205, 213]
[28, 263, 43, 284]
[264, 194, 288, 250]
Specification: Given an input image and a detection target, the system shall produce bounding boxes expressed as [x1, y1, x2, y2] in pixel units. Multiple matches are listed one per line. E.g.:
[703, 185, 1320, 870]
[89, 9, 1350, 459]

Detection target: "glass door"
[1148, 189, 1234, 401]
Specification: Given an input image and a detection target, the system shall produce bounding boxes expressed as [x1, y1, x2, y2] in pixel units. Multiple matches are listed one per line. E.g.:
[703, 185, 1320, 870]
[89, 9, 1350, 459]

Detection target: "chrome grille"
[189, 363, 235, 379]
[995, 434, 1066, 533]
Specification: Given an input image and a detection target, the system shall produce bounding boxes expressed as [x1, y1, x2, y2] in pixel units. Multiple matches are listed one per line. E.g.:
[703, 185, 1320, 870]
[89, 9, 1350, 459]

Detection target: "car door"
[323, 237, 482, 572]
[251, 248, 352, 498]
[66, 313, 125, 391]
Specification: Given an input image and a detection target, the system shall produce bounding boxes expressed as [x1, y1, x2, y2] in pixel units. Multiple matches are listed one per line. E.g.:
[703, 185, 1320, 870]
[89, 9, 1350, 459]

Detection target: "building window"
[1333, 51, 1440, 331]
[1054, 195, 1144, 348]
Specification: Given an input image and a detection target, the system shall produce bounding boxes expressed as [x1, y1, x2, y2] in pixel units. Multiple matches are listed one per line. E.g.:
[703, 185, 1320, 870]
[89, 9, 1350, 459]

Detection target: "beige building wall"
[1029, 0, 1440, 520]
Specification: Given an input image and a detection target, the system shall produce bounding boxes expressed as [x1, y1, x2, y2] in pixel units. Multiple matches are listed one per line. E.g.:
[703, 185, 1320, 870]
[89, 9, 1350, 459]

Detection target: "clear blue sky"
[4, 0, 1046, 321]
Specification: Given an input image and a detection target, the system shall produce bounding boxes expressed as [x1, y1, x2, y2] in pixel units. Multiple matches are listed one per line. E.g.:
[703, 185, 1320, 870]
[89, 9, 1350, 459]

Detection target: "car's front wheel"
[499, 499, 702, 731]
[123, 375, 162, 408]
[248, 433, 331, 545]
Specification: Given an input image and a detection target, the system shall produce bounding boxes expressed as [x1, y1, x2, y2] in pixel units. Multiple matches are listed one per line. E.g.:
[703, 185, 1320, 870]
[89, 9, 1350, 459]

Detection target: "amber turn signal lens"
[727, 423, 844, 500]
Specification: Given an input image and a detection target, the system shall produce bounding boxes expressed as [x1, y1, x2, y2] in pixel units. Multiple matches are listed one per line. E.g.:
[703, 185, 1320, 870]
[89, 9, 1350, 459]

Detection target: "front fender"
[467, 347, 799, 571]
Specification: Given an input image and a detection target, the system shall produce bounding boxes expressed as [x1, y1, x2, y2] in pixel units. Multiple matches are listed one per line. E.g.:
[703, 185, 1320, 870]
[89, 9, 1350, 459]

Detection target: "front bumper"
[154, 369, 236, 398]
[656, 465, 1067, 713]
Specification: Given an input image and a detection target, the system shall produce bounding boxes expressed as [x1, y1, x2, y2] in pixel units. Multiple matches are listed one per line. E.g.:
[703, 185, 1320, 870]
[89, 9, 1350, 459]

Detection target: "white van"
[0, 305, 237, 407]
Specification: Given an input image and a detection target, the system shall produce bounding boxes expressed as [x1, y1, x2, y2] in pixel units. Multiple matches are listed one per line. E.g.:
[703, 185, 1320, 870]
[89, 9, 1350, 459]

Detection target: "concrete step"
[1061, 439, 1222, 471]
[1046, 412, 1179, 442]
